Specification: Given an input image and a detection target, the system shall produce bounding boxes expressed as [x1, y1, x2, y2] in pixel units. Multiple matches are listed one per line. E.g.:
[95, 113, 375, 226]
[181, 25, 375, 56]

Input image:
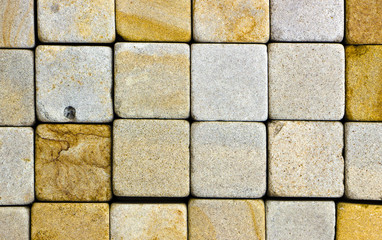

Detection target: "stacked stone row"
[1, 0, 382, 239]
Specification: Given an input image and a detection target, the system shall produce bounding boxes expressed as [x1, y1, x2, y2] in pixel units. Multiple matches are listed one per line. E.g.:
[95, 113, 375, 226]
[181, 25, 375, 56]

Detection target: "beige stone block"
[35, 124, 111, 201]
[0, 207, 30, 240]
[113, 119, 190, 197]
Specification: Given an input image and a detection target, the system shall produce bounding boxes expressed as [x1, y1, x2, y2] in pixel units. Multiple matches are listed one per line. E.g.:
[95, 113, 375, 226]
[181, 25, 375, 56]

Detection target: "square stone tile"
[35, 124, 111, 201]
[191, 44, 267, 121]
[0, 207, 29, 240]
[0, 0, 34, 48]
[111, 203, 187, 240]
[36, 46, 113, 123]
[189, 199, 265, 240]
[269, 43, 345, 120]
[193, 0, 269, 42]
[31, 203, 109, 240]
[268, 121, 344, 197]
[270, 0, 344, 42]
[345, 123, 382, 200]
[37, 0, 115, 43]
[337, 203, 382, 240]
[114, 43, 190, 119]
[346, 0, 382, 44]
[266, 201, 336, 240]
[116, 0, 191, 42]
[345, 45, 382, 121]
[0, 50, 34, 126]
[191, 122, 266, 198]
[0, 128, 34, 205]
[113, 120, 189, 197]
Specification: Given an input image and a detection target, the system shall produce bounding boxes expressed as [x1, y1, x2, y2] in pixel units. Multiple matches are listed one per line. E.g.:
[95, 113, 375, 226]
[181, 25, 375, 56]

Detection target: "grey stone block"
[0, 207, 30, 240]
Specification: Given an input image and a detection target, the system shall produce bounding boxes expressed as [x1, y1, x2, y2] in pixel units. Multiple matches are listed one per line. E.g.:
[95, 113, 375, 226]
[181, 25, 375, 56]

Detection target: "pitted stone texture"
[270, 0, 344, 42]
[36, 46, 113, 123]
[189, 199, 265, 240]
[115, 43, 190, 119]
[193, 0, 269, 42]
[346, 0, 382, 44]
[116, 0, 191, 42]
[269, 43, 345, 120]
[31, 203, 109, 240]
[337, 203, 382, 240]
[113, 120, 189, 197]
[0, 50, 34, 126]
[0, 207, 29, 240]
[37, 0, 115, 43]
[0, 128, 34, 205]
[346, 45, 382, 121]
[268, 121, 344, 197]
[266, 201, 336, 240]
[345, 123, 382, 200]
[191, 122, 266, 198]
[111, 204, 187, 240]
[0, 0, 34, 48]
[35, 124, 111, 201]
[191, 44, 267, 121]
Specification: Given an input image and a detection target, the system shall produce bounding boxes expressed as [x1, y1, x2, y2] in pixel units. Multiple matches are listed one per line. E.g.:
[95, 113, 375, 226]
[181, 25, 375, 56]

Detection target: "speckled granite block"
[269, 43, 345, 120]
[193, 0, 269, 42]
[346, 0, 382, 44]
[191, 122, 266, 198]
[0, 0, 34, 48]
[111, 203, 187, 240]
[268, 121, 344, 197]
[266, 201, 336, 240]
[0, 207, 29, 240]
[0, 128, 34, 205]
[189, 199, 265, 240]
[270, 0, 344, 42]
[345, 123, 382, 200]
[37, 0, 115, 43]
[35, 124, 111, 201]
[0, 50, 34, 126]
[346, 45, 382, 121]
[36, 46, 113, 123]
[113, 120, 189, 197]
[191, 44, 267, 121]
[116, 0, 191, 42]
[31, 203, 109, 240]
[114, 43, 190, 119]
[337, 203, 382, 240]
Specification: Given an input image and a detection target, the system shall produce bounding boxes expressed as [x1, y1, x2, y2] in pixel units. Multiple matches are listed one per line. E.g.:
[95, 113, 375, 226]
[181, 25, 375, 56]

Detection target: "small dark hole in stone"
[64, 106, 76, 119]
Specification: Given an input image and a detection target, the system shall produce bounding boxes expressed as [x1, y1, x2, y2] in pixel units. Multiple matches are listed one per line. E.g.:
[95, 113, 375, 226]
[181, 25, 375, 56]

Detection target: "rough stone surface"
[116, 0, 191, 42]
[191, 44, 267, 121]
[270, 0, 344, 42]
[36, 46, 113, 123]
[31, 203, 109, 240]
[266, 201, 336, 240]
[189, 199, 265, 240]
[0, 50, 34, 126]
[193, 0, 269, 42]
[268, 121, 344, 197]
[0, 0, 34, 48]
[345, 123, 382, 200]
[35, 124, 111, 201]
[346, 45, 382, 121]
[269, 43, 345, 120]
[0, 207, 29, 240]
[346, 0, 382, 44]
[191, 122, 266, 198]
[0, 128, 34, 205]
[37, 0, 115, 43]
[111, 204, 187, 240]
[337, 203, 382, 240]
[114, 43, 190, 119]
[113, 120, 189, 197]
